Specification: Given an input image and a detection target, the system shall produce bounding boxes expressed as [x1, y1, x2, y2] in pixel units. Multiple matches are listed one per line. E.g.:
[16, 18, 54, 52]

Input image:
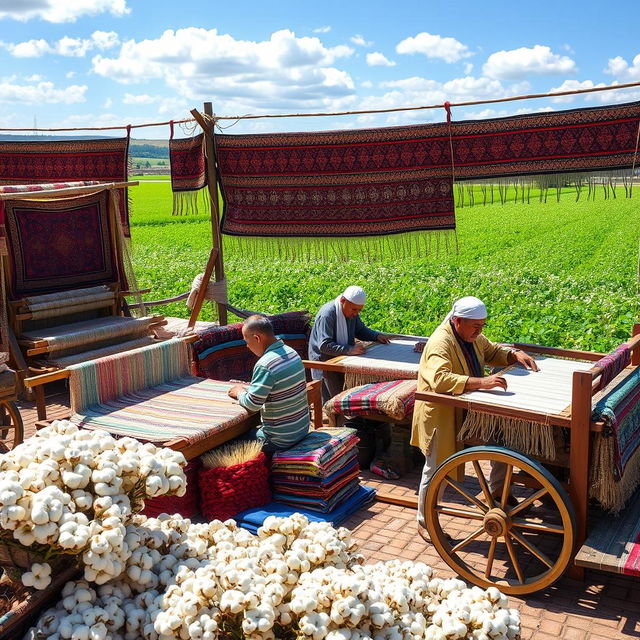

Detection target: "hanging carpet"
[169, 133, 209, 215]
[0, 137, 131, 236]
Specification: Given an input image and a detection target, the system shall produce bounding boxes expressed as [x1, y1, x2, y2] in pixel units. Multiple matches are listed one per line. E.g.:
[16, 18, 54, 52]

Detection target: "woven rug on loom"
[0, 137, 131, 236]
[3, 190, 123, 297]
[215, 126, 456, 239]
[68, 339, 251, 446]
[169, 133, 208, 215]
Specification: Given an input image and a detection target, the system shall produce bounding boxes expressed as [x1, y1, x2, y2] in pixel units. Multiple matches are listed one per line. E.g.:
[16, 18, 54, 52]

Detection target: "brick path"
[16, 392, 640, 640]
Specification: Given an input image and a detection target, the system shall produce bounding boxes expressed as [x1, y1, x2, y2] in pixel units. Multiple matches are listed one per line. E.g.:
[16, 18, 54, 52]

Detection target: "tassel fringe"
[172, 188, 210, 216]
[590, 433, 640, 514]
[458, 410, 556, 460]
[224, 229, 457, 263]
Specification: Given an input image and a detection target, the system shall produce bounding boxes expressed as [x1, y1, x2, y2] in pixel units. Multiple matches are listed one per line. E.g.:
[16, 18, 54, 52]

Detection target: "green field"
[129, 181, 639, 352]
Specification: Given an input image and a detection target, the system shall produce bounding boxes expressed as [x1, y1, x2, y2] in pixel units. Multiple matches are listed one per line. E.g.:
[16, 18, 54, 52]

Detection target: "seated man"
[308, 285, 390, 403]
[411, 296, 538, 537]
[228, 315, 309, 452]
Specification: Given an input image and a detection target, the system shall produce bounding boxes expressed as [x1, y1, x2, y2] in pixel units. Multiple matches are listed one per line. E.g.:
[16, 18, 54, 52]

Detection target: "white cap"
[450, 296, 487, 320]
[342, 286, 367, 305]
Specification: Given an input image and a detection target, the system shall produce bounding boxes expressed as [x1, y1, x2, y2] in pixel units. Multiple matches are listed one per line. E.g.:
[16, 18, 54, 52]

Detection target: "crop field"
[129, 180, 639, 352]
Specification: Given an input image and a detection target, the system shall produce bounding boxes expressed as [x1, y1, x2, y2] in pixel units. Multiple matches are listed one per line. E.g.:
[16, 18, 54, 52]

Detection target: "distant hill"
[0, 134, 169, 159]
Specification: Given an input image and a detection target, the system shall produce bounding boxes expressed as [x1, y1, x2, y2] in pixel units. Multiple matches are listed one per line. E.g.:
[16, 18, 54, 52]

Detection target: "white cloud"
[92, 28, 356, 111]
[351, 34, 372, 47]
[548, 79, 605, 103]
[65, 70, 76, 78]
[483, 45, 576, 79]
[396, 32, 472, 63]
[0, 78, 87, 104]
[158, 96, 189, 115]
[366, 52, 395, 67]
[122, 93, 158, 104]
[605, 54, 640, 81]
[2, 30, 119, 57]
[464, 62, 473, 75]
[0, 0, 129, 23]
[312, 26, 331, 33]
[103, 97, 113, 108]
[360, 80, 373, 88]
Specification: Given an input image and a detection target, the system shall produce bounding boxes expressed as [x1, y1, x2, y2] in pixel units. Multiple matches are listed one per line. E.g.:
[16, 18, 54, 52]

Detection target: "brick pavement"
[15, 391, 640, 640]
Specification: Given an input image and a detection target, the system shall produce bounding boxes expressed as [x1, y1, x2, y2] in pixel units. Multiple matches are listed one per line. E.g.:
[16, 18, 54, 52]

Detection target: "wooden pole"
[632, 324, 640, 366]
[190, 104, 227, 326]
[567, 369, 591, 581]
[187, 248, 219, 329]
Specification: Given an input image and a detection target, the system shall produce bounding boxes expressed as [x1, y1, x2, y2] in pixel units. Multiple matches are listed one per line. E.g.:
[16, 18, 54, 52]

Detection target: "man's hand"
[480, 374, 508, 391]
[377, 333, 391, 344]
[228, 384, 247, 400]
[349, 344, 366, 355]
[513, 350, 540, 372]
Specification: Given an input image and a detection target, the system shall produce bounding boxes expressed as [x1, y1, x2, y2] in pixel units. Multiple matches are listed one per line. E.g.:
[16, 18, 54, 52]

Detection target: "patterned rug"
[0, 137, 131, 235]
[216, 127, 455, 238]
[169, 133, 208, 215]
[3, 190, 120, 297]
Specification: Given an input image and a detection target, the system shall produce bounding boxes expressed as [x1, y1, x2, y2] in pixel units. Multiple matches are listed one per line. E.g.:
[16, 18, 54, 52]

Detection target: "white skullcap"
[342, 286, 367, 305]
[451, 296, 487, 320]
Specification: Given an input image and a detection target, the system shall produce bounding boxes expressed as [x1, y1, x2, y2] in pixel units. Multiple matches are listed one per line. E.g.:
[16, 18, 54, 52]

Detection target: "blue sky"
[0, 0, 638, 138]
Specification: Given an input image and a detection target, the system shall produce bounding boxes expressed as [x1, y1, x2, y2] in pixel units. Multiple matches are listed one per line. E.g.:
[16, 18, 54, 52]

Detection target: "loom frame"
[412, 325, 640, 590]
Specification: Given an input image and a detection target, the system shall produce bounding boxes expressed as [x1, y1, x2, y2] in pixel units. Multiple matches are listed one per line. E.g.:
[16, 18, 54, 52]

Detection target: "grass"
[129, 181, 639, 352]
[130, 157, 169, 168]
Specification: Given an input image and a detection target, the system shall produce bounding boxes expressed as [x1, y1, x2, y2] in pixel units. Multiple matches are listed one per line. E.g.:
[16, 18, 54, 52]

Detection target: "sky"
[0, 0, 639, 138]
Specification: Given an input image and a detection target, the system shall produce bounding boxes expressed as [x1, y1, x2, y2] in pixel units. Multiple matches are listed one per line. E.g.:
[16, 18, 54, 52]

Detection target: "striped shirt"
[238, 340, 309, 447]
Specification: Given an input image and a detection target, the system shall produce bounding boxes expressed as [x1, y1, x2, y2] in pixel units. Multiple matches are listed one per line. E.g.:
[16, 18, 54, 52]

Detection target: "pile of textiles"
[271, 428, 360, 513]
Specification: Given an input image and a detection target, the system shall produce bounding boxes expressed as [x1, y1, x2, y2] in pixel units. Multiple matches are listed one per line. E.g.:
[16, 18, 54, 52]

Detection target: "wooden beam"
[188, 248, 219, 329]
[191, 105, 227, 326]
[0, 181, 139, 201]
[512, 342, 605, 361]
[375, 491, 418, 509]
[632, 324, 640, 366]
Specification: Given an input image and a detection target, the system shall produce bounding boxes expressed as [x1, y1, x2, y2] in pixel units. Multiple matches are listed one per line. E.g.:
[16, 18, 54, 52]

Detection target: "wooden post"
[187, 248, 219, 329]
[567, 369, 591, 581]
[190, 103, 227, 326]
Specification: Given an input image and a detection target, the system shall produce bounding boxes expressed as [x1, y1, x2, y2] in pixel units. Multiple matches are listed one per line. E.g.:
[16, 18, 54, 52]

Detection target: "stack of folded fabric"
[270, 428, 360, 512]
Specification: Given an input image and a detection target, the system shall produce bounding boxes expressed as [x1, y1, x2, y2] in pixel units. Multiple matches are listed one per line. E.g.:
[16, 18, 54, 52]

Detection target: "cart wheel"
[0, 400, 24, 450]
[425, 446, 575, 595]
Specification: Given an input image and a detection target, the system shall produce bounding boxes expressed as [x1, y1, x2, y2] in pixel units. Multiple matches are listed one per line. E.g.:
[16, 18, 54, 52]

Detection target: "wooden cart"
[415, 327, 640, 595]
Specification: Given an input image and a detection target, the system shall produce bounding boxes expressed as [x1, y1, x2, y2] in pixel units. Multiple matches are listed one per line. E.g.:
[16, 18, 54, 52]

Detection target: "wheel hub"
[483, 508, 509, 537]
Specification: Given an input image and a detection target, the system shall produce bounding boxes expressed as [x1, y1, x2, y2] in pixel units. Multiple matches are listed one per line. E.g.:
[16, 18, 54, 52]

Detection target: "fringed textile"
[68, 338, 190, 413]
[594, 344, 632, 389]
[3, 191, 121, 298]
[216, 126, 456, 243]
[0, 137, 131, 236]
[45, 336, 156, 367]
[458, 411, 556, 460]
[169, 133, 209, 215]
[592, 367, 640, 481]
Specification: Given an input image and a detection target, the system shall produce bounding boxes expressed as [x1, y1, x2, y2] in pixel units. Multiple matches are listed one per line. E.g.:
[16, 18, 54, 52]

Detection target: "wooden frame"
[413, 326, 640, 581]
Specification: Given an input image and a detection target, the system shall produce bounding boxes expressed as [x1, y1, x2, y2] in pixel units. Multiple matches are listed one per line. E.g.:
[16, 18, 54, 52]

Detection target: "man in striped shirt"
[228, 315, 310, 452]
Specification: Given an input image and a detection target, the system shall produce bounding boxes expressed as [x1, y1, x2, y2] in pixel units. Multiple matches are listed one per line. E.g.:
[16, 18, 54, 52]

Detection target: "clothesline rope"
[1, 80, 640, 132]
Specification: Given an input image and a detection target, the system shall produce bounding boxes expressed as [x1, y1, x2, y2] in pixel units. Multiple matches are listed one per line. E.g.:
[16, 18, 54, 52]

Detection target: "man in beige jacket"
[411, 296, 538, 532]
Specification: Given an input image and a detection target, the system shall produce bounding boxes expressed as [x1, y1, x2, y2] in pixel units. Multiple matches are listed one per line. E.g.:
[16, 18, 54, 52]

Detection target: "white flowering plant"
[27, 513, 520, 640]
[0, 419, 187, 589]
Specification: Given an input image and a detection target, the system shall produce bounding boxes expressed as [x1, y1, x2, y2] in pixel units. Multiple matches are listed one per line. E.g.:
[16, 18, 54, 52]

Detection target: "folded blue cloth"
[235, 485, 376, 534]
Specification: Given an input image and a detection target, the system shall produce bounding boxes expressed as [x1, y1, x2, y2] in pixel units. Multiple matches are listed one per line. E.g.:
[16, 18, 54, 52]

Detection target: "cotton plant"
[0, 419, 187, 590]
[27, 514, 520, 640]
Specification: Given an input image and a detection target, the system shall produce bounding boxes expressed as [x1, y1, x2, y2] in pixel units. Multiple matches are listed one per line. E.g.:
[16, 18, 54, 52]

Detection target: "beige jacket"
[410, 321, 512, 467]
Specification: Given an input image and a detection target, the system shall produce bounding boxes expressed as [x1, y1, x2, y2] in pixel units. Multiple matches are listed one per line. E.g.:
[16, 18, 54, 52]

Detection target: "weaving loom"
[307, 337, 424, 389]
[1, 183, 165, 418]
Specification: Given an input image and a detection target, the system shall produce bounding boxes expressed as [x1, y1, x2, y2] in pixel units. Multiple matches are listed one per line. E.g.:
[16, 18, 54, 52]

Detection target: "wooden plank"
[512, 342, 605, 361]
[375, 490, 418, 509]
[302, 358, 347, 373]
[191, 105, 227, 326]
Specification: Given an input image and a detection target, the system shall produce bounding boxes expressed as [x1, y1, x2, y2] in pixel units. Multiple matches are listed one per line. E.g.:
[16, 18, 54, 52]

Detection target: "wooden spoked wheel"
[0, 399, 24, 450]
[425, 446, 575, 595]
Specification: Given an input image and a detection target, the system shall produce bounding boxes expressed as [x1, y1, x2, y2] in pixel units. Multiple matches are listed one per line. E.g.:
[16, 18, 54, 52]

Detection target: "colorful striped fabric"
[325, 379, 417, 423]
[68, 339, 251, 446]
[592, 367, 640, 480]
[70, 376, 251, 445]
[594, 344, 632, 389]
